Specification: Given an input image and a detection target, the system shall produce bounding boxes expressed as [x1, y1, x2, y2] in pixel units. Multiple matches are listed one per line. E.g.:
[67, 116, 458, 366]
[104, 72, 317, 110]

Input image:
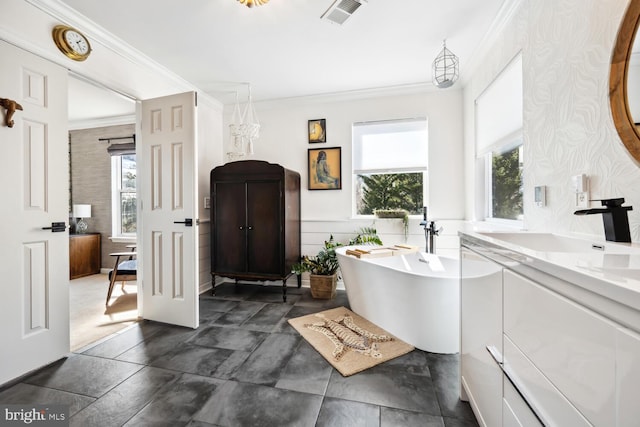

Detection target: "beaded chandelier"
[237, 0, 269, 7]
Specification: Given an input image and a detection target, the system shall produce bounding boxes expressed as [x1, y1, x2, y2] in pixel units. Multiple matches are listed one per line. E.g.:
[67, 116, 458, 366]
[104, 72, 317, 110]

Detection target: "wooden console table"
[69, 233, 101, 279]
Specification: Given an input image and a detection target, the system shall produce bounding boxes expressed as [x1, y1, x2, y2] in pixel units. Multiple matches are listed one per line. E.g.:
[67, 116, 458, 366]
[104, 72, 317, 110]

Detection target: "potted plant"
[292, 235, 341, 299]
[293, 228, 382, 299]
[374, 209, 409, 241]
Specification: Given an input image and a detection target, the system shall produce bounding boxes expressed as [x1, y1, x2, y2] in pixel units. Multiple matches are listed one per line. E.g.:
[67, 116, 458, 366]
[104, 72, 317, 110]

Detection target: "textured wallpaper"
[466, 0, 640, 241]
[70, 124, 136, 268]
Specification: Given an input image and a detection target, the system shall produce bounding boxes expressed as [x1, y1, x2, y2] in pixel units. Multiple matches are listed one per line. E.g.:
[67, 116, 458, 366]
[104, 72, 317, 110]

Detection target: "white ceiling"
[63, 0, 508, 121]
[68, 76, 136, 124]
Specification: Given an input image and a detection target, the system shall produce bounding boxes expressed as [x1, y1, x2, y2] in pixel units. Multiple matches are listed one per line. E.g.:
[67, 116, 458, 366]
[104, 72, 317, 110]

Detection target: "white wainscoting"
[298, 217, 465, 288]
[208, 217, 465, 291]
[302, 217, 464, 259]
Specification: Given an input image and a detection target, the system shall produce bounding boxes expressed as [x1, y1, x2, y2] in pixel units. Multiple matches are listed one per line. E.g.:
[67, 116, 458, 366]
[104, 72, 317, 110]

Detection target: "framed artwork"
[308, 147, 341, 190]
[308, 119, 326, 143]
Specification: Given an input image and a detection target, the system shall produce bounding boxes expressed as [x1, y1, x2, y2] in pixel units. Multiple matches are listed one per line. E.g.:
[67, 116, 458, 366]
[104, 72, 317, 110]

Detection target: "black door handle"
[42, 222, 66, 232]
[174, 218, 193, 227]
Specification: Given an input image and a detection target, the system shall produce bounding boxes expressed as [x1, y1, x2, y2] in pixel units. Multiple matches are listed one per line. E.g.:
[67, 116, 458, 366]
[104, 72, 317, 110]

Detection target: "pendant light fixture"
[228, 91, 246, 161]
[239, 84, 260, 155]
[227, 83, 260, 161]
[432, 39, 459, 89]
[237, 0, 269, 8]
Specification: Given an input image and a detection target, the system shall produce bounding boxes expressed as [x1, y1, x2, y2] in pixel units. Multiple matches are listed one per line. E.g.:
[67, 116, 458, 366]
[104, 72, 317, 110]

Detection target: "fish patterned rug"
[288, 306, 414, 377]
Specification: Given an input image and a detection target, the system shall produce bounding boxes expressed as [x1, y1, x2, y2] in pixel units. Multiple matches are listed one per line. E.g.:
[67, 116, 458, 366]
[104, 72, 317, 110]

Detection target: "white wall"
[464, 0, 640, 242]
[628, 61, 640, 120]
[228, 88, 464, 221]
[220, 88, 465, 257]
[197, 97, 224, 293]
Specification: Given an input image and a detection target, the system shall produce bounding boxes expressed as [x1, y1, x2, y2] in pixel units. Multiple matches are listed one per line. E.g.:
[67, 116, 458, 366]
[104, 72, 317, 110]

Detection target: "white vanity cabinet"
[616, 327, 640, 426]
[460, 246, 504, 427]
[502, 373, 543, 427]
[460, 232, 640, 427]
[504, 269, 616, 426]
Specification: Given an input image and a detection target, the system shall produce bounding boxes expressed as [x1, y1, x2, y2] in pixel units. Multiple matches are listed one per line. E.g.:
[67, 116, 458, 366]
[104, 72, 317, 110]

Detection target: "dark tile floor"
[0, 283, 478, 427]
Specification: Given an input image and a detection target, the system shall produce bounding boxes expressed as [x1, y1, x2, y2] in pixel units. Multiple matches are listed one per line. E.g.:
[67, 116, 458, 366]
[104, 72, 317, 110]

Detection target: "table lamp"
[72, 204, 91, 234]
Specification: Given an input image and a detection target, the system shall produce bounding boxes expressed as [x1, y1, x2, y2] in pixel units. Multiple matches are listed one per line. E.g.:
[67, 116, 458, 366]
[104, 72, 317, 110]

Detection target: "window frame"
[475, 52, 524, 226]
[351, 118, 429, 217]
[484, 135, 523, 224]
[111, 154, 137, 239]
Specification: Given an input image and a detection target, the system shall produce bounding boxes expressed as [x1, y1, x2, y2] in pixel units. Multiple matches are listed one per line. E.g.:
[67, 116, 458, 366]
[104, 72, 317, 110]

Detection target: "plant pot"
[309, 274, 337, 299]
[374, 209, 408, 219]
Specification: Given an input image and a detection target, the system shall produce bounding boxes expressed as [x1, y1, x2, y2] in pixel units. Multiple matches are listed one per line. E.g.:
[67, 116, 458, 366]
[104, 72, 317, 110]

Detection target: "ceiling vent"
[321, 0, 367, 25]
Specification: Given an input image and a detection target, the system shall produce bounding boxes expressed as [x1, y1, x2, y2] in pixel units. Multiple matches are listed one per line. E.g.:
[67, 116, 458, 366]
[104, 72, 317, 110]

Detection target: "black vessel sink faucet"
[574, 198, 633, 243]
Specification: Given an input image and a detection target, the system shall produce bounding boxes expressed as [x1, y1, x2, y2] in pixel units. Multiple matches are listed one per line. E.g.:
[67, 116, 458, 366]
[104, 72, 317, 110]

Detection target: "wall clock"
[52, 25, 91, 61]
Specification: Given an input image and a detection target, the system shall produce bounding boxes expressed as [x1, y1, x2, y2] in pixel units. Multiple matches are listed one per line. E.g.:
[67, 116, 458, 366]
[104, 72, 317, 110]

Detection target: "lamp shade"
[72, 204, 91, 218]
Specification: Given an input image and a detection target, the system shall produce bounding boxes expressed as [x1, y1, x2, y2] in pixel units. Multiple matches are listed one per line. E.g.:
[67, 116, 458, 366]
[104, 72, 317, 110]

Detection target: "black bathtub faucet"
[420, 206, 443, 253]
[574, 198, 633, 243]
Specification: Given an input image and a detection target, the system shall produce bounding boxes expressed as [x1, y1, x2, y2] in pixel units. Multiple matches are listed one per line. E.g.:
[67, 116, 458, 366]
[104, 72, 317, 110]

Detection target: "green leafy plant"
[348, 226, 384, 246]
[374, 209, 409, 241]
[292, 235, 341, 275]
[292, 228, 383, 276]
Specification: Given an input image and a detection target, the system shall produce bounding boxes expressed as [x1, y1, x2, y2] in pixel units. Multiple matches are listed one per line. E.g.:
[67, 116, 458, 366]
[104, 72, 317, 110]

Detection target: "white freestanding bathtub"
[336, 246, 460, 354]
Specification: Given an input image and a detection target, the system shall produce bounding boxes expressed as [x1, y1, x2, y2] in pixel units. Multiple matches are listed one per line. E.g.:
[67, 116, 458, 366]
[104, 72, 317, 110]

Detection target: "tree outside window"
[491, 145, 522, 220]
[113, 154, 137, 236]
[356, 172, 424, 215]
[120, 154, 136, 234]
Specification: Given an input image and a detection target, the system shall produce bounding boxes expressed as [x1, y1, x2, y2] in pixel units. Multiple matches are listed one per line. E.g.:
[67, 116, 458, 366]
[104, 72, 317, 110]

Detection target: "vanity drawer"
[616, 327, 640, 426]
[460, 247, 504, 427]
[503, 373, 543, 427]
[503, 269, 615, 426]
[503, 335, 592, 427]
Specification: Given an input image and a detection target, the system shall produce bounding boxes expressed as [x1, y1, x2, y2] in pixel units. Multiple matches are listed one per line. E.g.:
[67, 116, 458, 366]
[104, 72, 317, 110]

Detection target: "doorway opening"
[68, 74, 139, 351]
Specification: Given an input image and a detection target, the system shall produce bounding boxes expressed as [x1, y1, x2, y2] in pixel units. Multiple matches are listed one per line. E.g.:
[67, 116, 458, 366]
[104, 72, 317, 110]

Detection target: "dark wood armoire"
[210, 160, 301, 301]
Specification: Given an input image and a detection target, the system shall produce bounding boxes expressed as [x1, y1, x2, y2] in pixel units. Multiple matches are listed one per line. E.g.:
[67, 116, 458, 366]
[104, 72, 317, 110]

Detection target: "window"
[352, 118, 428, 215]
[487, 141, 523, 220]
[111, 154, 137, 236]
[476, 53, 523, 221]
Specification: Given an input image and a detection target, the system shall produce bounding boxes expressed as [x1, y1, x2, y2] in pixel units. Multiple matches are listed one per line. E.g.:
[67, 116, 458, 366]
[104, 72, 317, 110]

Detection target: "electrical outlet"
[204, 196, 211, 209]
[576, 192, 589, 208]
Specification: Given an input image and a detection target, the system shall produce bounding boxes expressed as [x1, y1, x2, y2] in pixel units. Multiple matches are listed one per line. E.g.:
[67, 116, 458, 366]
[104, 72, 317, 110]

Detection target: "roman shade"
[352, 118, 428, 174]
[475, 53, 523, 155]
[107, 142, 135, 156]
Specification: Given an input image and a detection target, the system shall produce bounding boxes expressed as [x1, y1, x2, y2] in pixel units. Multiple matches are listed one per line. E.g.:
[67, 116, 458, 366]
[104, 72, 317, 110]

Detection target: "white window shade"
[476, 53, 523, 155]
[353, 118, 428, 174]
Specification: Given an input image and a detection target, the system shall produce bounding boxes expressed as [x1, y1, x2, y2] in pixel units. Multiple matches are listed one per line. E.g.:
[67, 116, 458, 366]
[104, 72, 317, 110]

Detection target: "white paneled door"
[140, 92, 199, 328]
[0, 41, 70, 384]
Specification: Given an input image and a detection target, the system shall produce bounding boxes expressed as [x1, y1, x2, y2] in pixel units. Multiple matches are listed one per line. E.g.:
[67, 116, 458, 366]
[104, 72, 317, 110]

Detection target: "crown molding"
[25, 0, 192, 91]
[460, 0, 525, 87]
[22, 0, 222, 109]
[68, 114, 136, 131]
[222, 81, 451, 109]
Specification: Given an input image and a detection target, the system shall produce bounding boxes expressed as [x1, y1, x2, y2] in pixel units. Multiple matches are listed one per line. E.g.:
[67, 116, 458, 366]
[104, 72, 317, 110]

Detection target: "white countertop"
[459, 229, 640, 315]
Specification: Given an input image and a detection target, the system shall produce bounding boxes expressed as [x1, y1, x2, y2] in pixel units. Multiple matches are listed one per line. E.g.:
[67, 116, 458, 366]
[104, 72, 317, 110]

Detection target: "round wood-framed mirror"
[611, 0, 640, 163]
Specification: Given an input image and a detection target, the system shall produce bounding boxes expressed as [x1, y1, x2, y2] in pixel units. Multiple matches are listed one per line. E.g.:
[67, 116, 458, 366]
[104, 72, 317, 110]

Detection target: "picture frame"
[308, 119, 326, 143]
[308, 147, 341, 190]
